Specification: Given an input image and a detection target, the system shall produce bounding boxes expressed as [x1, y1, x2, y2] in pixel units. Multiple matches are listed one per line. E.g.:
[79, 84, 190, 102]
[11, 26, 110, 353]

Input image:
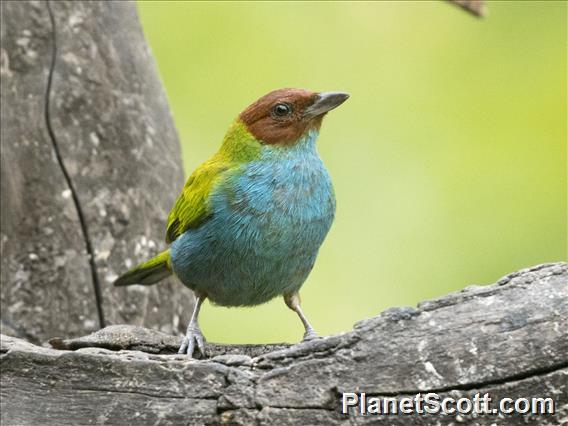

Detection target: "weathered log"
[1, 263, 566, 425]
[0, 0, 194, 343]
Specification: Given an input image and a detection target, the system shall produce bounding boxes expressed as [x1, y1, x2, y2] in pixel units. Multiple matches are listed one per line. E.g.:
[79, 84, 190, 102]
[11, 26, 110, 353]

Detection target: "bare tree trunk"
[0, 0, 194, 343]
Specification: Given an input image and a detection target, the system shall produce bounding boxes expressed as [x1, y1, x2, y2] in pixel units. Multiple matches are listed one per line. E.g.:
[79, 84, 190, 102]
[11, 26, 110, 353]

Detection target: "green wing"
[166, 159, 228, 244]
[166, 119, 262, 243]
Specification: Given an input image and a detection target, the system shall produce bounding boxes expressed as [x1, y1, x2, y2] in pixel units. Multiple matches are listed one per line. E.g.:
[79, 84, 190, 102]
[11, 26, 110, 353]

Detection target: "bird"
[114, 88, 349, 357]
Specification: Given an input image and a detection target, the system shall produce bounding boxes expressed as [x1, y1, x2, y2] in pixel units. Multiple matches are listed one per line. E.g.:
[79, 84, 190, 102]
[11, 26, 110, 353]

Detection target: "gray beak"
[304, 92, 349, 119]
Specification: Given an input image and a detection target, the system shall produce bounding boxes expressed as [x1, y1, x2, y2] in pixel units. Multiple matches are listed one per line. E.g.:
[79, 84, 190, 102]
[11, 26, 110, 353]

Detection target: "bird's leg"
[284, 291, 318, 341]
[179, 294, 206, 357]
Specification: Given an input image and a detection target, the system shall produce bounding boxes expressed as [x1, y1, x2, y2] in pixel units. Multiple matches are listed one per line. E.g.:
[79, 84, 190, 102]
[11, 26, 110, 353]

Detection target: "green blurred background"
[137, 1, 566, 344]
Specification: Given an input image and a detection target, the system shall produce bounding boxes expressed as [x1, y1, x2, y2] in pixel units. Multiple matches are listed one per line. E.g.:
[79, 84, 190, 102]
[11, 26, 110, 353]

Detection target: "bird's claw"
[178, 326, 206, 357]
[302, 328, 319, 341]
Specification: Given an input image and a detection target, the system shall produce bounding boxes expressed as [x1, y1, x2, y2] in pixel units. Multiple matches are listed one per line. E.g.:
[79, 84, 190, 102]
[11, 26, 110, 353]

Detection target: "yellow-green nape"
[218, 119, 262, 162]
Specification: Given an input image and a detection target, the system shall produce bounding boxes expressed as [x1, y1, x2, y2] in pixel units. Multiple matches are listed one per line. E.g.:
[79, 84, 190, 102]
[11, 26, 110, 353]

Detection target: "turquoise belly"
[170, 144, 335, 307]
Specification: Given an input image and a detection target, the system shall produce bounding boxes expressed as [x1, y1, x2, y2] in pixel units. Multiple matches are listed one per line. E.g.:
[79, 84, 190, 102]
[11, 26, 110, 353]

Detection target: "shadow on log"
[1, 263, 566, 425]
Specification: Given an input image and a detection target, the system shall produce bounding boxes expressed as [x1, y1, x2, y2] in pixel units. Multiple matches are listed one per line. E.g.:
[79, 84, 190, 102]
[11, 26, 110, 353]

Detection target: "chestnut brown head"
[239, 88, 349, 145]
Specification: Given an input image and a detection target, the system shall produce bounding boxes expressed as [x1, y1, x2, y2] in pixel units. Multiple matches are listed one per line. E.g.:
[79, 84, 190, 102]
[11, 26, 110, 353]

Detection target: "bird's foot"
[302, 328, 319, 341]
[178, 325, 206, 357]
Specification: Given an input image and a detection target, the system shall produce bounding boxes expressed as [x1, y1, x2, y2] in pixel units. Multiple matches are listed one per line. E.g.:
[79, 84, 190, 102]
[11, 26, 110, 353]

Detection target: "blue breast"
[170, 130, 336, 306]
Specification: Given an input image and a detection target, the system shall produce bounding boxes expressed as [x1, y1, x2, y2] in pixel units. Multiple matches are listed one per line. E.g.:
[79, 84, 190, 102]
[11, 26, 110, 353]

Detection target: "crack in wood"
[44, 0, 105, 329]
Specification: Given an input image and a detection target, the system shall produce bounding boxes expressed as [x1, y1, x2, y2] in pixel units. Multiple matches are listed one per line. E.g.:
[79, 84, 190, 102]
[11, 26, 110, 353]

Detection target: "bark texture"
[0, 0, 194, 344]
[1, 263, 566, 425]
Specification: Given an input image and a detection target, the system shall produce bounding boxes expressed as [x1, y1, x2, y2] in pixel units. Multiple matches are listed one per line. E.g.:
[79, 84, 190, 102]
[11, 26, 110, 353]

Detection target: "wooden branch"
[449, 0, 486, 17]
[0, 0, 194, 343]
[1, 263, 566, 424]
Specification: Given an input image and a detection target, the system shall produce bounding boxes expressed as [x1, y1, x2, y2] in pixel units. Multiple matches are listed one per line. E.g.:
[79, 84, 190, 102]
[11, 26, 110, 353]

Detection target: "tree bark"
[0, 0, 194, 344]
[1, 263, 566, 425]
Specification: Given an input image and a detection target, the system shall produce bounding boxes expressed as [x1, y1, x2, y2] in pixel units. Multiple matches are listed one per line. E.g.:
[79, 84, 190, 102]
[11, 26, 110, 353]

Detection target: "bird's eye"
[272, 103, 292, 118]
